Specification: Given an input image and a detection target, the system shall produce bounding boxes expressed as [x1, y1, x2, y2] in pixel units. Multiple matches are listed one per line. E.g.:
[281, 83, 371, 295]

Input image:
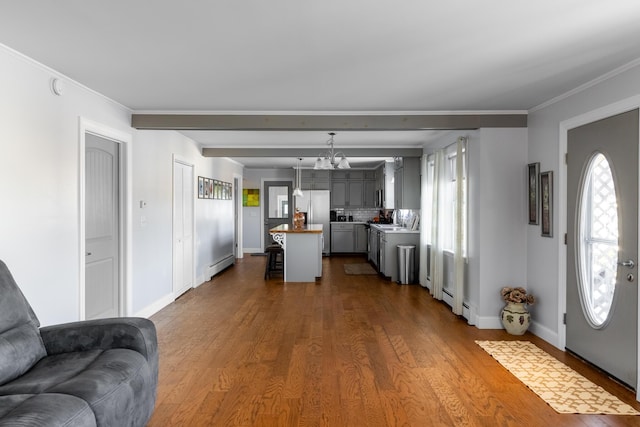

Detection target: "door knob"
[618, 259, 635, 269]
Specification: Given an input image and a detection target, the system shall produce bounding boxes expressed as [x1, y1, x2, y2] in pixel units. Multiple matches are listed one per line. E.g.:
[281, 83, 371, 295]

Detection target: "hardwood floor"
[148, 255, 640, 426]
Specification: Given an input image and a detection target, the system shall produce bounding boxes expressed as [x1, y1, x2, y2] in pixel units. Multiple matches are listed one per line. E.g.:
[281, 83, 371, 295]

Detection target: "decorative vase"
[501, 302, 531, 335]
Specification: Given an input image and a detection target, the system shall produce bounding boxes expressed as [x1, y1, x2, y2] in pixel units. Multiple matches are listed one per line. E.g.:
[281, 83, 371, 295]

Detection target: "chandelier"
[313, 132, 350, 170]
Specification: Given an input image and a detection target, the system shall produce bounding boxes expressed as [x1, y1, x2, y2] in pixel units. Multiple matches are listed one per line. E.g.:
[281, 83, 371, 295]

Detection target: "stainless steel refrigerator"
[294, 190, 330, 255]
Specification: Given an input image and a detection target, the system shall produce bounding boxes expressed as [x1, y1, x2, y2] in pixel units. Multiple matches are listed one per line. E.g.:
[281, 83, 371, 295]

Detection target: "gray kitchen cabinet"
[364, 180, 376, 207]
[347, 181, 363, 207]
[330, 180, 347, 207]
[355, 224, 368, 253]
[302, 170, 330, 190]
[394, 157, 421, 209]
[331, 223, 354, 253]
[330, 169, 376, 208]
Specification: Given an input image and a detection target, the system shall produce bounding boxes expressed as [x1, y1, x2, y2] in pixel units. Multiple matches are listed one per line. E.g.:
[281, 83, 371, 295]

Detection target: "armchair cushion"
[0, 261, 46, 385]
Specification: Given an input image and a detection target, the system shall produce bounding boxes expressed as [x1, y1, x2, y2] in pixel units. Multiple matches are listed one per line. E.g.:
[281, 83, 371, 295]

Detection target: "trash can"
[397, 244, 415, 284]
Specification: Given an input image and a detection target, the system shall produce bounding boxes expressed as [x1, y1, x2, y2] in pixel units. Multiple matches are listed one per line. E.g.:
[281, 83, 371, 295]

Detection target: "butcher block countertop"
[269, 224, 323, 233]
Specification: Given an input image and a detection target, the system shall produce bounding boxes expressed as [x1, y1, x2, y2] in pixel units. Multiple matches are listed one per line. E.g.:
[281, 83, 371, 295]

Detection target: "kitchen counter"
[270, 223, 323, 233]
[269, 224, 323, 282]
[370, 223, 420, 234]
[330, 221, 368, 225]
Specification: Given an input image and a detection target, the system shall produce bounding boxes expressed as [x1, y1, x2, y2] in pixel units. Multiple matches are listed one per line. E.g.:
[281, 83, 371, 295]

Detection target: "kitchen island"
[269, 224, 323, 282]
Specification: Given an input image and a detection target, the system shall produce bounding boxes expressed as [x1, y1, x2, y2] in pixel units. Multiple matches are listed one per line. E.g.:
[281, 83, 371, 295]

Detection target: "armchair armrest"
[39, 317, 158, 365]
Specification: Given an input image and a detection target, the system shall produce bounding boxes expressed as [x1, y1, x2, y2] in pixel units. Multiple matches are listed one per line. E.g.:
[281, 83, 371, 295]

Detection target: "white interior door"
[173, 160, 194, 297]
[85, 133, 120, 319]
[566, 109, 639, 388]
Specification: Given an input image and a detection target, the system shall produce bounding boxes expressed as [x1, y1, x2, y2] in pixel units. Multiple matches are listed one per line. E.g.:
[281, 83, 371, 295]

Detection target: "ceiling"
[2, 1, 640, 168]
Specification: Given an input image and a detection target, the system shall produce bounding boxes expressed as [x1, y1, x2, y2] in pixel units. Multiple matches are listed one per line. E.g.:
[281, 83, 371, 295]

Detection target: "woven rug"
[476, 340, 639, 415]
[343, 263, 377, 275]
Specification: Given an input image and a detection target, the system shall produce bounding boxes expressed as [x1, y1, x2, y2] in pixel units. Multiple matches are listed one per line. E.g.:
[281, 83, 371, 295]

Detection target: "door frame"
[260, 178, 294, 251]
[559, 94, 640, 397]
[172, 155, 195, 298]
[79, 118, 132, 320]
[234, 174, 244, 258]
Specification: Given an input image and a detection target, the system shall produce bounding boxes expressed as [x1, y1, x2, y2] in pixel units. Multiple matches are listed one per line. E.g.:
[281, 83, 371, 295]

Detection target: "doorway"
[566, 109, 639, 389]
[263, 181, 292, 249]
[173, 158, 195, 298]
[84, 133, 121, 320]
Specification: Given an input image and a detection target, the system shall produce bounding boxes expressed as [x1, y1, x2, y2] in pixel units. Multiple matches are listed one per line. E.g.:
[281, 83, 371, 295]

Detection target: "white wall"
[527, 61, 640, 347]
[0, 44, 243, 324]
[472, 128, 528, 326]
[0, 46, 132, 325]
[131, 131, 242, 315]
[422, 128, 528, 327]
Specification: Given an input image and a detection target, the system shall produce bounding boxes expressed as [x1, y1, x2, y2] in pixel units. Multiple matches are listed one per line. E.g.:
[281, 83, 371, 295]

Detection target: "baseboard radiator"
[207, 254, 235, 280]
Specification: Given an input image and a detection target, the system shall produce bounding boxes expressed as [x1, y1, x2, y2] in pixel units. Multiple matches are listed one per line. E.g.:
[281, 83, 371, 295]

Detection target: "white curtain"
[452, 137, 467, 315]
[428, 137, 467, 315]
[429, 149, 445, 300]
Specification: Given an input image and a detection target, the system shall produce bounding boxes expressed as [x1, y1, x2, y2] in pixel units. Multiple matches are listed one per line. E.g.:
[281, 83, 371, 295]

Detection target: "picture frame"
[527, 162, 540, 224]
[243, 188, 260, 206]
[203, 178, 210, 198]
[540, 171, 553, 237]
[198, 176, 204, 199]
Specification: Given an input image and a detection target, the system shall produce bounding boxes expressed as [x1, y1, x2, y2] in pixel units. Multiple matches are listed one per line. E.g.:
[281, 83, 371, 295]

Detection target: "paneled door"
[263, 181, 292, 249]
[566, 109, 639, 388]
[85, 133, 120, 319]
[173, 160, 194, 298]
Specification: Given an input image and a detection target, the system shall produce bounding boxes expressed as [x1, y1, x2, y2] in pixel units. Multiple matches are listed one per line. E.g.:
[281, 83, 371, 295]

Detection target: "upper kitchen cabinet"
[330, 170, 376, 208]
[394, 157, 421, 209]
[301, 170, 330, 190]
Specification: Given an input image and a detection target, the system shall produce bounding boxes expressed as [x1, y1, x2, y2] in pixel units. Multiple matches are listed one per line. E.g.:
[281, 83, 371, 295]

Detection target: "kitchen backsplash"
[332, 208, 420, 228]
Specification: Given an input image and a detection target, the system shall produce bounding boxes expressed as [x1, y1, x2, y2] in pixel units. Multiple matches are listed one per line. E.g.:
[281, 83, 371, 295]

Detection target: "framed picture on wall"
[540, 171, 553, 237]
[198, 176, 204, 199]
[527, 162, 539, 224]
[203, 178, 210, 198]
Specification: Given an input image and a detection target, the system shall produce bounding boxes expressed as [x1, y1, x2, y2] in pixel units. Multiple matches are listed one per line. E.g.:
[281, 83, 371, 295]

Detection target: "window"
[577, 152, 618, 328]
[442, 145, 466, 255]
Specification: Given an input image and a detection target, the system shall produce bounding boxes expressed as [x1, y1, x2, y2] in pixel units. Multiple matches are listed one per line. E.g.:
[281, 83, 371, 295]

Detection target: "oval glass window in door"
[577, 152, 619, 328]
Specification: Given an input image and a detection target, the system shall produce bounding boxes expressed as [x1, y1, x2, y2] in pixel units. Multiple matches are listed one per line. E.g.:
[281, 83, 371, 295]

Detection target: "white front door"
[173, 160, 194, 297]
[566, 109, 639, 388]
[85, 133, 120, 319]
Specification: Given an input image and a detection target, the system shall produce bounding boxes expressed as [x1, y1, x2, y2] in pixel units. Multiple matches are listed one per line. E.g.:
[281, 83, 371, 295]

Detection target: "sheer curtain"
[428, 137, 467, 315]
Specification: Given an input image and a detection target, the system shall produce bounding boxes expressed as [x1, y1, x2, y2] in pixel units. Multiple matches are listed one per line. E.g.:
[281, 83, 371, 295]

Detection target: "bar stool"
[264, 244, 284, 279]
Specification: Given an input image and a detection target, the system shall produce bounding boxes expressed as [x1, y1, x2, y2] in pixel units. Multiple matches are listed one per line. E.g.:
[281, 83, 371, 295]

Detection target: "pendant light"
[293, 157, 303, 197]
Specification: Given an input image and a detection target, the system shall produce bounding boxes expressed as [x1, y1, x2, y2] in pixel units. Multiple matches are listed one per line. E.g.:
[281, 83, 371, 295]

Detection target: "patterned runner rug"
[476, 340, 639, 415]
[343, 263, 377, 275]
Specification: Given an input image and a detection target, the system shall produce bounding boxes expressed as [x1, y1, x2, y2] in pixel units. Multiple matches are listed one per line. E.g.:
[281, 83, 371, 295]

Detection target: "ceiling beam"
[131, 113, 527, 130]
[201, 147, 423, 158]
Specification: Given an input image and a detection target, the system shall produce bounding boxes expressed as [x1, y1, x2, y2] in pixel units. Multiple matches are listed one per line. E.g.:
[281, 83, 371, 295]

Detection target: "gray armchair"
[0, 260, 158, 426]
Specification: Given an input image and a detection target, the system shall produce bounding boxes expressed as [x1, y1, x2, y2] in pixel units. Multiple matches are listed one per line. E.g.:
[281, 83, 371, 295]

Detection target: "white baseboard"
[206, 254, 235, 281]
[133, 293, 174, 319]
[529, 320, 560, 350]
[244, 247, 263, 254]
[475, 315, 503, 329]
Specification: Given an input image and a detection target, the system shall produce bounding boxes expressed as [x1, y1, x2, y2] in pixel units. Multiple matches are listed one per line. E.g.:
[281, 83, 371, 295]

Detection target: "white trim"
[234, 174, 244, 259]
[559, 94, 640, 398]
[132, 109, 528, 115]
[531, 58, 640, 113]
[79, 118, 133, 319]
[244, 248, 264, 254]
[1, 43, 132, 113]
[172, 155, 196, 299]
[133, 292, 174, 319]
